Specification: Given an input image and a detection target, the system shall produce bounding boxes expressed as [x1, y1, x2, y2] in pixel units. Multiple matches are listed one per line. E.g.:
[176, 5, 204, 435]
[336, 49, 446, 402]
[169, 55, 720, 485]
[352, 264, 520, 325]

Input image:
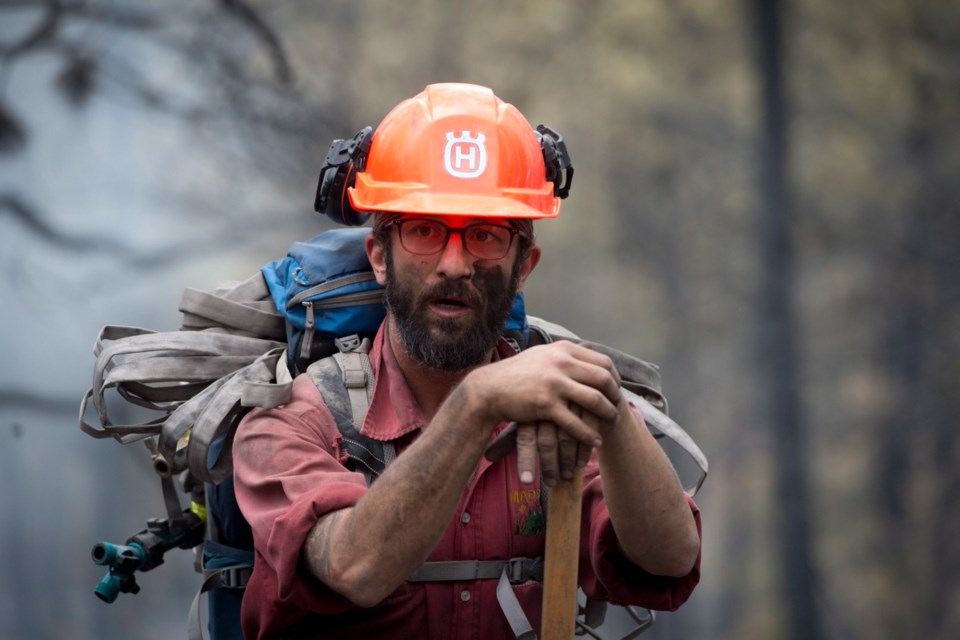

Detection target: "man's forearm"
[596, 401, 700, 577]
[301, 383, 494, 606]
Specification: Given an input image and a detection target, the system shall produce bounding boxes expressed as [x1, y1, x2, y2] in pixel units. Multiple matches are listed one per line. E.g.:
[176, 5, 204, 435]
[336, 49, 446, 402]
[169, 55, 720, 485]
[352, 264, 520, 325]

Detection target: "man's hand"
[475, 341, 623, 485]
[486, 418, 596, 486]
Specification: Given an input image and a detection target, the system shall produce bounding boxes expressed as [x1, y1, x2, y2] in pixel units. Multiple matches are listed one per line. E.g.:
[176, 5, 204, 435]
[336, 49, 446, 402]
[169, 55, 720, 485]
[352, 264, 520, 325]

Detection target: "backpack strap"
[408, 558, 544, 640]
[331, 335, 375, 432]
[175, 347, 290, 485]
[187, 553, 252, 640]
[305, 344, 391, 483]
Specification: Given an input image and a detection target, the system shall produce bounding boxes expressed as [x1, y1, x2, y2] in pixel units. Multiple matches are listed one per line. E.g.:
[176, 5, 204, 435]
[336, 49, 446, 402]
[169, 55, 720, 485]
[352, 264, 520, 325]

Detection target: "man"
[233, 83, 701, 639]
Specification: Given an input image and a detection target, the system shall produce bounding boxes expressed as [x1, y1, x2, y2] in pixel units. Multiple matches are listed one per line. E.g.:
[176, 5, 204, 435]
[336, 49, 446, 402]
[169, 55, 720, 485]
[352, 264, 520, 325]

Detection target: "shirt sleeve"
[579, 482, 702, 611]
[232, 374, 369, 615]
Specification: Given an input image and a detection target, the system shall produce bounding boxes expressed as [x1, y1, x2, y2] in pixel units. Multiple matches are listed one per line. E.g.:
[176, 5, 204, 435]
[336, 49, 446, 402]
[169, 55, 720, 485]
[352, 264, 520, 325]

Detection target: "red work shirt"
[232, 324, 701, 639]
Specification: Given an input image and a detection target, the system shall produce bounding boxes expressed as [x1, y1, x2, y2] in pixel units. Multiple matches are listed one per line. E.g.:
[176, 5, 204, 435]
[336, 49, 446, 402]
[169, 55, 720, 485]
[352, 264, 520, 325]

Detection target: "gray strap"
[179, 348, 287, 484]
[331, 336, 374, 433]
[241, 353, 294, 409]
[186, 567, 254, 640]
[179, 273, 285, 340]
[408, 560, 507, 582]
[382, 441, 397, 466]
[407, 557, 542, 640]
[82, 321, 286, 481]
[624, 389, 709, 496]
[497, 566, 537, 640]
[160, 473, 185, 523]
[239, 379, 293, 409]
[186, 575, 209, 640]
[299, 301, 316, 364]
[83, 326, 284, 443]
[407, 556, 543, 583]
[581, 598, 608, 630]
[525, 315, 580, 340]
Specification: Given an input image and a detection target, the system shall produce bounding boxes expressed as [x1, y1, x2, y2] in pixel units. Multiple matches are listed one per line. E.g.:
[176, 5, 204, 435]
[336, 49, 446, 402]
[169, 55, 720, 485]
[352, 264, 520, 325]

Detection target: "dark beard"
[384, 242, 523, 371]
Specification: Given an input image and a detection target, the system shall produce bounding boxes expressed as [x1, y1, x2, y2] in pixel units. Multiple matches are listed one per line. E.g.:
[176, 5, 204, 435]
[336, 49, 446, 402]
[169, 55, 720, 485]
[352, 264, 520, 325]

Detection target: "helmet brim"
[348, 187, 560, 220]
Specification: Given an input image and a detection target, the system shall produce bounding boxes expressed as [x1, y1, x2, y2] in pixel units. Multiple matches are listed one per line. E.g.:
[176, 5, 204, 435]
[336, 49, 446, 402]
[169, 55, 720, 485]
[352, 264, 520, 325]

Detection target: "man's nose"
[435, 231, 474, 279]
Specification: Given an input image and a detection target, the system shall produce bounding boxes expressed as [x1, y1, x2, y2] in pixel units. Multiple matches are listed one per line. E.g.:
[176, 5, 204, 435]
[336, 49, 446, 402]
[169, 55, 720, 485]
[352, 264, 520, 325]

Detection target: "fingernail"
[520, 471, 534, 484]
[594, 437, 603, 448]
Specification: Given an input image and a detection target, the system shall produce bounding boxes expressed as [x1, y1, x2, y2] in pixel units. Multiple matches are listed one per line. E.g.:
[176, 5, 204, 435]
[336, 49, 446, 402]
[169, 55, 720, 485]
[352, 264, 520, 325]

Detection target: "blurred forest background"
[1, 1, 957, 639]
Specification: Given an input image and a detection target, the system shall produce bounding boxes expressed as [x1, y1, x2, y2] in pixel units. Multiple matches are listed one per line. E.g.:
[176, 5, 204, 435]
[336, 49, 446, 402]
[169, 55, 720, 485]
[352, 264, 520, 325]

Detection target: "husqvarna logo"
[444, 131, 487, 178]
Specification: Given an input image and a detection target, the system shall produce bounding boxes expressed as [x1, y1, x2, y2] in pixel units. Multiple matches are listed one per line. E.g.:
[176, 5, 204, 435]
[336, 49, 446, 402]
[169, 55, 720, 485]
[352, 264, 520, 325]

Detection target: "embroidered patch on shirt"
[511, 487, 545, 535]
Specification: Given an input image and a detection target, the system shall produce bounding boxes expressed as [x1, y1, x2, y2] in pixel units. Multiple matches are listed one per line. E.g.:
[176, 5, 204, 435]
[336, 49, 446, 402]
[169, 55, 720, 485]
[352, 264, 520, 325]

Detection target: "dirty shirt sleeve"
[232, 374, 368, 616]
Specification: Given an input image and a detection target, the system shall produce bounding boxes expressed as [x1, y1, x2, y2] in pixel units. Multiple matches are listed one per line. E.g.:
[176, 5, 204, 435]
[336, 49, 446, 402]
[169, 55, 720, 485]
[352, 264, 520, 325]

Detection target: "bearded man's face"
[382, 234, 524, 371]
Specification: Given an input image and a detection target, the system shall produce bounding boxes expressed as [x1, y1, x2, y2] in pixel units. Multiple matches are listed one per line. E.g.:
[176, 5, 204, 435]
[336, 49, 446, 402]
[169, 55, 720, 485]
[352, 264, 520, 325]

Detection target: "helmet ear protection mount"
[314, 126, 375, 226]
[535, 124, 574, 199]
[314, 123, 574, 227]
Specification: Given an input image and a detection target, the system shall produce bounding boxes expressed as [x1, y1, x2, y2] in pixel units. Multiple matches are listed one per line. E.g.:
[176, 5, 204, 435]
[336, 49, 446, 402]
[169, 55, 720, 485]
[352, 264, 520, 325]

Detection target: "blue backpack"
[81, 228, 705, 639]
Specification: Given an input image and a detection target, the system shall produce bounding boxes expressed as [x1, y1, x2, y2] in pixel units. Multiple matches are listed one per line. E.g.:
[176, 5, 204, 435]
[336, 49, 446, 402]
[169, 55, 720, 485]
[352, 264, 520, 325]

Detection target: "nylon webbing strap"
[240, 351, 294, 409]
[180, 348, 287, 484]
[332, 336, 373, 433]
[623, 389, 709, 496]
[409, 559, 508, 582]
[179, 272, 285, 340]
[81, 325, 284, 444]
[382, 441, 397, 466]
[160, 473, 184, 524]
[407, 557, 543, 640]
[187, 566, 253, 640]
[497, 567, 537, 640]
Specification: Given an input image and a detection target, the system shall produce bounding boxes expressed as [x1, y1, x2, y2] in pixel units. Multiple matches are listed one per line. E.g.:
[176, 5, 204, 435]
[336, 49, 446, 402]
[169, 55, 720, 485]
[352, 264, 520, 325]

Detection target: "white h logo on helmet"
[444, 131, 487, 178]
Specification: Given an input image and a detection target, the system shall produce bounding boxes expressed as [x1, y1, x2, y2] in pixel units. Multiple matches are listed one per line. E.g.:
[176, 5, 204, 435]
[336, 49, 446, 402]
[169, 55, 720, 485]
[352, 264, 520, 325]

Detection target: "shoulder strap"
[305, 337, 395, 483]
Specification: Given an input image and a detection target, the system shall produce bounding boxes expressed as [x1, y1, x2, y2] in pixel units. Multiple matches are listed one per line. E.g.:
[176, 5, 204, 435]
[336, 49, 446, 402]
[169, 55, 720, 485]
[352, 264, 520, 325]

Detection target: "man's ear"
[366, 233, 388, 286]
[516, 243, 541, 292]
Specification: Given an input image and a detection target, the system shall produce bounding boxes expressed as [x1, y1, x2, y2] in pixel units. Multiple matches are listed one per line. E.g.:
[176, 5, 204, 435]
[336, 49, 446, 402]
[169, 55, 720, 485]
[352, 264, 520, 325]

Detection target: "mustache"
[417, 278, 484, 307]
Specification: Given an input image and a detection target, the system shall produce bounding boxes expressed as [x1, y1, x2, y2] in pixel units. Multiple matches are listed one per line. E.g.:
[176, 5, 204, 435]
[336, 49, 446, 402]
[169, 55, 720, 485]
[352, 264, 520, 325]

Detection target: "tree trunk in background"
[889, 44, 960, 638]
[875, 87, 926, 638]
[752, 1, 823, 639]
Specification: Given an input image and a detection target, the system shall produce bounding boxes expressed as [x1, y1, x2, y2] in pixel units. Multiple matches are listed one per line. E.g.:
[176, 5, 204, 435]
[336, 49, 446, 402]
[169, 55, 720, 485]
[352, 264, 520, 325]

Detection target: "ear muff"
[536, 124, 574, 199]
[314, 126, 374, 226]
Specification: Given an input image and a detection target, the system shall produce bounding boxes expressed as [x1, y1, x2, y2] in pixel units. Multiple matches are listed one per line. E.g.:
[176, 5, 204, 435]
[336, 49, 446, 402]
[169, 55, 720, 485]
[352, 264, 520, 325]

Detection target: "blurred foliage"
[1, 0, 958, 639]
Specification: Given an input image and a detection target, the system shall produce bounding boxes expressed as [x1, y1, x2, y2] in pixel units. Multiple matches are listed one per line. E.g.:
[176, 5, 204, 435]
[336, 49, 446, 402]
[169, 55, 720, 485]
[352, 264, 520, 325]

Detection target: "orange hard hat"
[347, 83, 566, 219]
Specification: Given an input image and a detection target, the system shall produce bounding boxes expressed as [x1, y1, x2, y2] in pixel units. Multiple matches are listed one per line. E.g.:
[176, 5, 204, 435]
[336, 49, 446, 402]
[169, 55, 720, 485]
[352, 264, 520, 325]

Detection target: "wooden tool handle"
[540, 467, 584, 639]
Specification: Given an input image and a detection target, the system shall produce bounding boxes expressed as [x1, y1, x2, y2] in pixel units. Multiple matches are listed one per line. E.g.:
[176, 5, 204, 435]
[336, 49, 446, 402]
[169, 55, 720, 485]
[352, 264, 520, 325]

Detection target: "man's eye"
[469, 227, 505, 245]
[409, 223, 442, 238]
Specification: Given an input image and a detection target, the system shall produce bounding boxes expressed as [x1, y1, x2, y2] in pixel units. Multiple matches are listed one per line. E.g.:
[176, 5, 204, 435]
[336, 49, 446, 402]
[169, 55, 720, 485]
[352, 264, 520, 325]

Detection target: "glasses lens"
[396, 220, 516, 259]
[399, 220, 447, 254]
[464, 225, 513, 259]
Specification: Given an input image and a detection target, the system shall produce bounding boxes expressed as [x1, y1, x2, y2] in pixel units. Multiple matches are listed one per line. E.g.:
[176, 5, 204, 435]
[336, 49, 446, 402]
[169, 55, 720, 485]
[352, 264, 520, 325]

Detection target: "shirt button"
[461, 512, 471, 524]
[460, 590, 471, 602]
